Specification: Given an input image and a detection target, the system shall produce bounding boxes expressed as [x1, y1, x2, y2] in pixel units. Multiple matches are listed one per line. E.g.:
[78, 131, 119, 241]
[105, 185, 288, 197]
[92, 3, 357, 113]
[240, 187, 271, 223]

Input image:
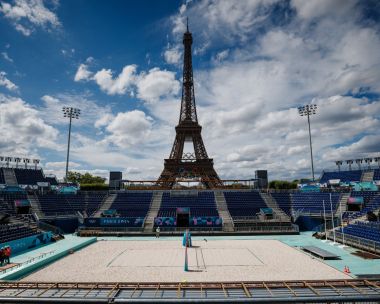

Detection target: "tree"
[269, 180, 298, 190]
[66, 171, 106, 185]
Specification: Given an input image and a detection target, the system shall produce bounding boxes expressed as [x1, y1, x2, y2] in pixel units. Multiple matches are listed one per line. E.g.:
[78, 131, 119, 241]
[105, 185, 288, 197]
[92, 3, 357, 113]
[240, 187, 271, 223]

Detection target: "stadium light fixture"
[346, 159, 353, 171]
[355, 158, 363, 170]
[298, 104, 317, 181]
[23, 158, 30, 169]
[335, 161, 343, 172]
[5, 157, 12, 168]
[374, 157, 380, 168]
[62, 107, 81, 182]
[14, 157, 21, 168]
[32, 159, 40, 170]
[364, 158, 372, 169]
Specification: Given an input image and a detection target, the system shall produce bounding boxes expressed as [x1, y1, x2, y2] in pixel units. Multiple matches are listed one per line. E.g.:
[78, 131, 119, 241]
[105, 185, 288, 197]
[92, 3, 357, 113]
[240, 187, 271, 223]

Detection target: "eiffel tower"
[157, 23, 223, 189]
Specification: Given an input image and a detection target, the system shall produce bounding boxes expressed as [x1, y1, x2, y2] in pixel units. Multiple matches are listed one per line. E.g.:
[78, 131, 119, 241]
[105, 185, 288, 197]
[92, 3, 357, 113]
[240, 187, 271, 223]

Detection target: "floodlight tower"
[374, 157, 380, 168]
[298, 104, 317, 181]
[346, 159, 353, 171]
[33, 159, 40, 170]
[62, 107, 81, 182]
[364, 158, 372, 169]
[23, 158, 30, 169]
[335, 161, 343, 172]
[355, 158, 363, 170]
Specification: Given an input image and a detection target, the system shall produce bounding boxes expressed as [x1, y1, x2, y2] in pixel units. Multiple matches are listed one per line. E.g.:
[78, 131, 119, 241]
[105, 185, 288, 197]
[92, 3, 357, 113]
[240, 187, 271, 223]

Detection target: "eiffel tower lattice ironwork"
[157, 24, 223, 188]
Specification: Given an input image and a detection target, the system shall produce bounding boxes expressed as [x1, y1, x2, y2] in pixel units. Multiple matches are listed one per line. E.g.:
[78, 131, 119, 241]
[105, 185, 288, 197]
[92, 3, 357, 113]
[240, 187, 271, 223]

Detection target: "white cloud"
[74, 63, 93, 82]
[1, 52, 13, 63]
[105, 110, 153, 148]
[0, 94, 59, 156]
[291, 0, 358, 20]
[164, 46, 182, 65]
[136, 68, 180, 103]
[45, 161, 81, 169]
[40, 93, 112, 127]
[74, 62, 180, 102]
[0, 71, 18, 91]
[0, 0, 60, 36]
[213, 49, 229, 63]
[93, 65, 137, 95]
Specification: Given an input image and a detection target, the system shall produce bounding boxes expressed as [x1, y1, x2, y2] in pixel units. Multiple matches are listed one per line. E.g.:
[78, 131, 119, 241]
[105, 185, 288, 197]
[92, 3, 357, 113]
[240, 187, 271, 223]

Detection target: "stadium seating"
[14, 168, 45, 185]
[0, 193, 27, 215]
[0, 223, 39, 243]
[270, 192, 292, 216]
[341, 221, 380, 243]
[110, 192, 152, 218]
[351, 191, 380, 204]
[223, 191, 267, 218]
[158, 191, 218, 217]
[373, 169, 380, 181]
[291, 192, 341, 214]
[320, 170, 362, 183]
[37, 192, 107, 216]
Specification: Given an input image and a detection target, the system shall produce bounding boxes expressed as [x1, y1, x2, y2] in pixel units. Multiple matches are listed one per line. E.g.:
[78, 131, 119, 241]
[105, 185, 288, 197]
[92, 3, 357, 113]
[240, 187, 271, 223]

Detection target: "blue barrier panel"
[154, 217, 176, 227]
[0, 232, 53, 255]
[84, 217, 144, 227]
[189, 216, 222, 227]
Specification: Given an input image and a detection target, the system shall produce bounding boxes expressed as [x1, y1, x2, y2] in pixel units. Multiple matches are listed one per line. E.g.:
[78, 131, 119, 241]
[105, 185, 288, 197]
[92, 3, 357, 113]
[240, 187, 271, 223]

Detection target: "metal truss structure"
[0, 279, 380, 303]
[157, 24, 222, 189]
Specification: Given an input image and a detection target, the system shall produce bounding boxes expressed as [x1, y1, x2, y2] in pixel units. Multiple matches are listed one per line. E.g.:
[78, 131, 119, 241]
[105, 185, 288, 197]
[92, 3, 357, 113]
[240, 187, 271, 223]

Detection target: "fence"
[329, 231, 380, 254]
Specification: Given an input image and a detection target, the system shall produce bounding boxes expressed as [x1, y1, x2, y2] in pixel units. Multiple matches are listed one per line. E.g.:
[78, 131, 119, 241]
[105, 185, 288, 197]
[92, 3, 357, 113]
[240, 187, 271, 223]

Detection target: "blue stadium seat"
[320, 170, 362, 183]
[158, 191, 218, 217]
[110, 192, 153, 219]
[223, 191, 267, 218]
[341, 221, 380, 243]
[291, 192, 340, 214]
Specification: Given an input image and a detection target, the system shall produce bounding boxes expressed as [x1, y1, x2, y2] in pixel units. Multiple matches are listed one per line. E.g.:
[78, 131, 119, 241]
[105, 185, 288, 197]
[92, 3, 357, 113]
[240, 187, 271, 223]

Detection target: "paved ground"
[22, 239, 349, 282]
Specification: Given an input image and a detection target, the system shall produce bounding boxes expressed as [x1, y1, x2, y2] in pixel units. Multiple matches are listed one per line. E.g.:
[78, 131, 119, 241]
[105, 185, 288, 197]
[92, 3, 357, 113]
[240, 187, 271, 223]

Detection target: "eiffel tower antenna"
[157, 25, 223, 189]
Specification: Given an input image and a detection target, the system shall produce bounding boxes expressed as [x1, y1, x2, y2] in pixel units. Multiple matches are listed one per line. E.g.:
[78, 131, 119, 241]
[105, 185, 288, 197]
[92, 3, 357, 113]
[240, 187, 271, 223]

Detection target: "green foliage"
[66, 171, 106, 185]
[269, 180, 298, 190]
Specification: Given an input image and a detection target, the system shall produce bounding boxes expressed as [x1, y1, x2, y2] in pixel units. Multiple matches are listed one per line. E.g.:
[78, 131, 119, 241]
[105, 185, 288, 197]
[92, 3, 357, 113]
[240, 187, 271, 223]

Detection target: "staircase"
[27, 193, 44, 219]
[335, 192, 350, 216]
[143, 191, 163, 232]
[94, 193, 117, 217]
[361, 170, 374, 182]
[2, 168, 18, 186]
[260, 192, 290, 221]
[214, 191, 234, 232]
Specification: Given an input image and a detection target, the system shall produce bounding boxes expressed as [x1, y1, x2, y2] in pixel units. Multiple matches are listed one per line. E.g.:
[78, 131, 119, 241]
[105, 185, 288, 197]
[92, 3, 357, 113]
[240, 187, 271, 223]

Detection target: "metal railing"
[0, 250, 55, 275]
[329, 231, 380, 254]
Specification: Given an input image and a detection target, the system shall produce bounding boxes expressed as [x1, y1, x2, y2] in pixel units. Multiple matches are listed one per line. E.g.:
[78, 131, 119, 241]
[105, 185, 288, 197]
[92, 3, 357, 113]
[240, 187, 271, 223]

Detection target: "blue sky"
[0, 0, 380, 181]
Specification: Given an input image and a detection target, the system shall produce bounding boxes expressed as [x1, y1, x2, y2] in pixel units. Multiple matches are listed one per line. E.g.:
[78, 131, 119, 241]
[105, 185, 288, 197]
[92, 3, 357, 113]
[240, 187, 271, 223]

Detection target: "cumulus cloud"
[0, 71, 18, 91]
[105, 110, 153, 148]
[0, 94, 59, 155]
[93, 65, 137, 95]
[74, 64, 92, 82]
[0, 0, 60, 36]
[136, 68, 180, 103]
[74, 61, 180, 102]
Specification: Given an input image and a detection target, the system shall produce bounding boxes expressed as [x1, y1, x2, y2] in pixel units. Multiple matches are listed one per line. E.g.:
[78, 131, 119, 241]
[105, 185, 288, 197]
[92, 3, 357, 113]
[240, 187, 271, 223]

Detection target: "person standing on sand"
[156, 226, 160, 238]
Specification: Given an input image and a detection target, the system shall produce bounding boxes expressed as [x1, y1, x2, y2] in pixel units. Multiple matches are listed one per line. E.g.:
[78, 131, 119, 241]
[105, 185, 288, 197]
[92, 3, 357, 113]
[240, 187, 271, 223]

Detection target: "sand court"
[22, 239, 349, 282]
